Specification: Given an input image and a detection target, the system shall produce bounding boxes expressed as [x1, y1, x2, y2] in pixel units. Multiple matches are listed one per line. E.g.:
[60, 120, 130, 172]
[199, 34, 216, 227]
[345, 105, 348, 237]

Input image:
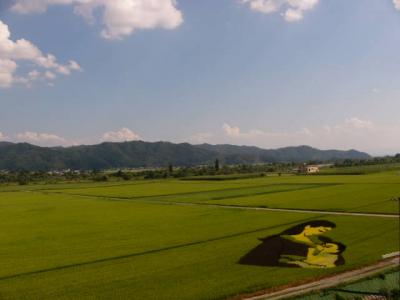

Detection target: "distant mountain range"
[0, 141, 370, 171]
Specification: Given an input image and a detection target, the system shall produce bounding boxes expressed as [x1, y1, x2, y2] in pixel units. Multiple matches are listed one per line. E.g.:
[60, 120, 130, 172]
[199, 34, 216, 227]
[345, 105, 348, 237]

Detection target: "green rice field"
[0, 171, 399, 299]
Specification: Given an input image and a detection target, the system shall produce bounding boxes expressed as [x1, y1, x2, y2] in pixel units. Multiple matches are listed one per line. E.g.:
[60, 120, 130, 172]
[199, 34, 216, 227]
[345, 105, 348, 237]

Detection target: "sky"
[0, 0, 399, 155]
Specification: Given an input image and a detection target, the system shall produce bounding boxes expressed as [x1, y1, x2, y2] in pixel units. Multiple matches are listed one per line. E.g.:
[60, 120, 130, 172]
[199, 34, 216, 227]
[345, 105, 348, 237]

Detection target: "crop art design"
[239, 221, 346, 268]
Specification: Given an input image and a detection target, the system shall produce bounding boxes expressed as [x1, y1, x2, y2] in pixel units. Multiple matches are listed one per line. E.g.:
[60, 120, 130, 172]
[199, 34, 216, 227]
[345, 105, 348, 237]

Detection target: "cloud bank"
[242, 0, 319, 22]
[192, 118, 400, 155]
[0, 127, 142, 147]
[11, 0, 183, 40]
[16, 131, 68, 146]
[101, 127, 141, 142]
[1, 120, 399, 154]
[394, 0, 400, 10]
[0, 20, 81, 88]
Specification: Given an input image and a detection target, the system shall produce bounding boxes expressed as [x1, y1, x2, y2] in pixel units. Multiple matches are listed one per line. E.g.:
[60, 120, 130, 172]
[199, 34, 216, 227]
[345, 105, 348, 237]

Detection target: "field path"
[238, 256, 400, 300]
[34, 190, 399, 218]
[148, 200, 400, 218]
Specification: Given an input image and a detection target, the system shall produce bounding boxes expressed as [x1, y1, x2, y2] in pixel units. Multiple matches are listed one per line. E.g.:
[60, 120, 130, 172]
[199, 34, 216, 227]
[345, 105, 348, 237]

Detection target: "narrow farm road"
[238, 256, 400, 300]
[149, 200, 400, 218]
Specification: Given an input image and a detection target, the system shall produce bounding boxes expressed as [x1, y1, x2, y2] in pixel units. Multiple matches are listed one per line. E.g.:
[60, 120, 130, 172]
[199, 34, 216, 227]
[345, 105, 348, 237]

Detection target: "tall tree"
[214, 159, 220, 171]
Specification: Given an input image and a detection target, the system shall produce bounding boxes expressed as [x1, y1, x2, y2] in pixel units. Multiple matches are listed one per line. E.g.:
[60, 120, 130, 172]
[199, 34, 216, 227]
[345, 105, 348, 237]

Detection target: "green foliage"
[334, 155, 400, 167]
[320, 163, 400, 175]
[334, 294, 346, 300]
[378, 273, 386, 280]
[296, 269, 400, 299]
[391, 287, 400, 298]
[17, 171, 30, 185]
[215, 158, 220, 171]
[379, 287, 390, 297]
[93, 174, 108, 182]
[113, 170, 131, 180]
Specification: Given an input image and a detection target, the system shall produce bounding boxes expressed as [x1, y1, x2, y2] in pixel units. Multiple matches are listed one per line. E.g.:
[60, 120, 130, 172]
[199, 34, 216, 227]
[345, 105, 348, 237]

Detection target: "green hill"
[0, 141, 370, 171]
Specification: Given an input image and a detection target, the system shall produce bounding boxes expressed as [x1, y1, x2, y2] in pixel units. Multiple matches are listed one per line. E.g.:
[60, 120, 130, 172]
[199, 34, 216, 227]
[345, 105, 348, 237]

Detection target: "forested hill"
[0, 141, 370, 171]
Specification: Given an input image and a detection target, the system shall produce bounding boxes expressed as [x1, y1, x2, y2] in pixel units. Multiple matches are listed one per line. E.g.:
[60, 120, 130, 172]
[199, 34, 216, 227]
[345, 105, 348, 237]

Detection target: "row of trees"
[0, 159, 299, 185]
[0, 170, 104, 185]
[333, 154, 400, 167]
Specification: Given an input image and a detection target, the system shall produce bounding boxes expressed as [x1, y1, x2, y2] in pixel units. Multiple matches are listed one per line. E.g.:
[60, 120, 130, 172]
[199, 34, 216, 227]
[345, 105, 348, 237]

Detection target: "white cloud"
[9, 1, 49, 14]
[0, 131, 8, 141]
[0, 19, 81, 88]
[11, 0, 183, 40]
[102, 127, 141, 142]
[0, 58, 17, 88]
[284, 8, 303, 22]
[343, 117, 373, 130]
[16, 131, 68, 146]
[0, 127, 143, 146]
[394, 0, 400, 10]
[44, 71, 56, 80]
[222, 123, 241, 137]
[13, 70, 43, 87]
[28, 70, 41, 80]
[242, 0, 281, 13]
[242, 0, 319, 22]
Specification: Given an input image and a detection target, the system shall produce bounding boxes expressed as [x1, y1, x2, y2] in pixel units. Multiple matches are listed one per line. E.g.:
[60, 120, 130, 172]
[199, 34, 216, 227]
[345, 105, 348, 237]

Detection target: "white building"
[299, 164, 320, 173]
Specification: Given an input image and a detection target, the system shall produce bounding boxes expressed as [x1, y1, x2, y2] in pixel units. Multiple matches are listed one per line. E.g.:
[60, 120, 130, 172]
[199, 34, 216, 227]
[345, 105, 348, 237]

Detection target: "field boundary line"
[208, 184, 329, 201]
[150, 201, 400, 218]
[0, 180, 167, 193]
[123, 198, 399, 218]
[34, 182, 339, 201]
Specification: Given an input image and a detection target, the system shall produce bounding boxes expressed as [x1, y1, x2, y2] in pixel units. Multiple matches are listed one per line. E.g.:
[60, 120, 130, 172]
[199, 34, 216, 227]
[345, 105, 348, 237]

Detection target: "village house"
[298, 164, 320, 174]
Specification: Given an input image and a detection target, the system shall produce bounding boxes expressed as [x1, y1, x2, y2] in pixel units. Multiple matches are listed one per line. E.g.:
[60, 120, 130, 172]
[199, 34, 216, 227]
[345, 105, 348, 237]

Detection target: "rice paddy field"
[0, 171, 399, 299]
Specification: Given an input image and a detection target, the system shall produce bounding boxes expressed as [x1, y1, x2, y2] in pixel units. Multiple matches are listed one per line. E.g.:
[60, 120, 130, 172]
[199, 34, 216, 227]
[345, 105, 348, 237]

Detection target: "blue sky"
[0, 0, 399, 155]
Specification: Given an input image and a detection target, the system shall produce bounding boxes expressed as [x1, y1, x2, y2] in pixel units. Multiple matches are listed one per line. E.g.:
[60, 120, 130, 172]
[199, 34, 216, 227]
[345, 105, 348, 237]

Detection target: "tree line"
[1, 155, 399, 186]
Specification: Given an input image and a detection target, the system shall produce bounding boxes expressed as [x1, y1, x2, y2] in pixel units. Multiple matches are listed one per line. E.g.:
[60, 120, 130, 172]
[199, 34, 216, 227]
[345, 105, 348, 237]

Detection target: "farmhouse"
[299, 164, 320, 174]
